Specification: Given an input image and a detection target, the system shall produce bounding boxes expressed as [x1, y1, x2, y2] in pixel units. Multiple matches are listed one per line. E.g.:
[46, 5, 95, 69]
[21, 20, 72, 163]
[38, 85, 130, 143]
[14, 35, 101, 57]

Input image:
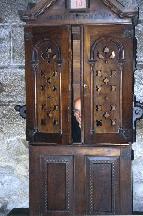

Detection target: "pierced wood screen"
[84, 25, 134, 144]
[90, 38, 124, 134]
[33, 40, 61, 134]
[25, 26, 71, 143]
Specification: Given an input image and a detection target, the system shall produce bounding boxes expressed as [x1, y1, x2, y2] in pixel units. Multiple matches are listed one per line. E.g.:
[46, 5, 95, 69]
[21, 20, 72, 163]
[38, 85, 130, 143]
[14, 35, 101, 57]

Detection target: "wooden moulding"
[19, 0, 138, 25]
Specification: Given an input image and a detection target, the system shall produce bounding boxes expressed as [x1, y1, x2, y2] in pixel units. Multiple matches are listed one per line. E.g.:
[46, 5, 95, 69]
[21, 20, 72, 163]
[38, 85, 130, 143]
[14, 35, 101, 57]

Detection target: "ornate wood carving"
[31, 0, 57, 17]
[84, 25, 134, 144]
[86, 156, 119, 215]
[25, 0, 137, 214]
[89, 37, 124, 134]
[103, 0, 138, 18]
[32, 40, 62, 134]
[25, 26, 71, 143]
[19, 0, 138, 24]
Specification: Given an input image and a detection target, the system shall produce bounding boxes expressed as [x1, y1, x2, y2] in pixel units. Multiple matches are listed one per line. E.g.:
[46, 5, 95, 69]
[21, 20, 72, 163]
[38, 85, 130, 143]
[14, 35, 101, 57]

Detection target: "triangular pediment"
[20, 0, 138, 24]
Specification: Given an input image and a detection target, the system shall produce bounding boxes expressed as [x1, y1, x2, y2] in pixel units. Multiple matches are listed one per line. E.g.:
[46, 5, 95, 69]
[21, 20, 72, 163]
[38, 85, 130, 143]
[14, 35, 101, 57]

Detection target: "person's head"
[74, 97, 81, 128]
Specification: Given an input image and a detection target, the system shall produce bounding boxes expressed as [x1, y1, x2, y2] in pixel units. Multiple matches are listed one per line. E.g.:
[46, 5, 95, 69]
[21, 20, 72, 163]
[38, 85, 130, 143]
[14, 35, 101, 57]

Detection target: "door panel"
[29, 145, 132, 215]
[40, 155, 73, 216]
[86, 156, 120, 215]
[29, 148, 73, 216]
[83, 25, 134, 144]
[25, 26, 71, 144]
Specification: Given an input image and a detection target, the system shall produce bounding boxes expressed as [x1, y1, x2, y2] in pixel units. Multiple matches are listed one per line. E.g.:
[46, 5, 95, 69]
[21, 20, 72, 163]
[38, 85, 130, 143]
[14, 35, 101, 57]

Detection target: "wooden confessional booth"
[22, 0, 139, 215]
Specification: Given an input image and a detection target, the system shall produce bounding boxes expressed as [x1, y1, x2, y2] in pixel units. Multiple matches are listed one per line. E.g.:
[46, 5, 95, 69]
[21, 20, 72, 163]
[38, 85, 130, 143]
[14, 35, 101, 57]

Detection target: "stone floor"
[7, 209, 143, 216]
[7, 209, 29, 216]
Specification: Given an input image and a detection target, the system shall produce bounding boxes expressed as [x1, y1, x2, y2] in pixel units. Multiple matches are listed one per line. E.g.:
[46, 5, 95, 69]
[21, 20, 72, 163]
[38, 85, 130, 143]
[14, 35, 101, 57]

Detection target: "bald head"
[74, 98, 81, 112]
[74, 98, 81, 128]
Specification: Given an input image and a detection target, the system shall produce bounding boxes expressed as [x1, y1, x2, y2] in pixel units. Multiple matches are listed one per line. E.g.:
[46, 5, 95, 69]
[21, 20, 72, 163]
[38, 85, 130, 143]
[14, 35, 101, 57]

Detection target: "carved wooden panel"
[84, 25, 134, 143]
[25, 26, 71, 143]
[29, 146, 132, 215]
[21, 0, 138, 25]
[86, 156, 120, 215]
[40, 155, 73, 216]
[89, 38, 124, 134]
[33, 40, 61, 134]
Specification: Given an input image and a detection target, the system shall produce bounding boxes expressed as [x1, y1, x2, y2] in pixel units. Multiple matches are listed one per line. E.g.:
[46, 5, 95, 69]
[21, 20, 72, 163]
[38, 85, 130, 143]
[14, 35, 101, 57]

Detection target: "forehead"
[74, 99, 81, 108]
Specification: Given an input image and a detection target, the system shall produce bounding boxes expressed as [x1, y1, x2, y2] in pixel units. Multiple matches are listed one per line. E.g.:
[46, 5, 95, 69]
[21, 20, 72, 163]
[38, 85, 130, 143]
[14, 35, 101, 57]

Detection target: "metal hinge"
[133, 99, 143, 125]
[119, 128, 132, 141]
[123, 29, 134, 39]
[131, 149, 134, 161]
[14, 104, 26, 119]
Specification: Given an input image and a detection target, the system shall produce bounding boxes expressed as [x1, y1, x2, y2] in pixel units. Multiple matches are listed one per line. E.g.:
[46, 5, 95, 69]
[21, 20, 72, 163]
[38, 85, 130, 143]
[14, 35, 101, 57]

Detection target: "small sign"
[67, 0, 89, 10]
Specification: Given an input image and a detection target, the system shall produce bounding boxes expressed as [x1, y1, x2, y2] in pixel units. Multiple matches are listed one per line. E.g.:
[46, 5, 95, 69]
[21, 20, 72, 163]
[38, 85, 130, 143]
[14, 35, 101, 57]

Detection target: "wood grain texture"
[29, 145, 132, 215]
[20, 0, 138, 24]
[25, 1, 137, 215]
[25, 26, 71, 144]
[84, 25, 134, 144]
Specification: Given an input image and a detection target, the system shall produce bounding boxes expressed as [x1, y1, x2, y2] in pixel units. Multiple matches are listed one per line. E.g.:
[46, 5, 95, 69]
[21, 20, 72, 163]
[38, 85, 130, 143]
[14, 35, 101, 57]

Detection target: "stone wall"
[133, 0, 143, 211]
[0, 0, 143, 215]
[0, 1, 31, 215]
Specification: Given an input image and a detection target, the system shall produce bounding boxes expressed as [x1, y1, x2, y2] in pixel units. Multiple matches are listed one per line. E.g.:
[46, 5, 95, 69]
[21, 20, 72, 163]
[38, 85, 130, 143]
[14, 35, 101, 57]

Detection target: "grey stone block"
[0, 68, 25, 104]
[0, 104, 28, 212]
[0, 25, 11, 66]
[136, 24, 143, 63]
[0, 0, 39, 24]
[0, 172, 29, 210]
[133, 182, 143, 211]
[12, 25, 25, 65]
[120, 0, 138, 8]
[0, 82, 4, 94]
[0, 198, 9, 216]
[133, 158, 143, 183]
[0, 0, 27, 24]
[0, 104, 26, 137]
[133, 120, 143, 156]
[137, 0, 143, 20]
[134, 69, 143, 102]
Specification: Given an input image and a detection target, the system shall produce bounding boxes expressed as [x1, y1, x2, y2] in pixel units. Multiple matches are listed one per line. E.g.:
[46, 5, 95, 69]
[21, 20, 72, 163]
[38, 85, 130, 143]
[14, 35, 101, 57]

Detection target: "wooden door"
[29, 145, 132, 215]
[86, 156, 120, 215]
[25, 26, 72, 144]
[83, 25, 134, 144]
[30, 146, 74, 216]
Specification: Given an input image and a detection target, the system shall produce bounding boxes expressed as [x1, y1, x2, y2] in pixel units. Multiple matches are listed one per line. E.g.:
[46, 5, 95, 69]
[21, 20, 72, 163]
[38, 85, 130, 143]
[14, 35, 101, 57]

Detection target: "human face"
[74, 99, 81, 128]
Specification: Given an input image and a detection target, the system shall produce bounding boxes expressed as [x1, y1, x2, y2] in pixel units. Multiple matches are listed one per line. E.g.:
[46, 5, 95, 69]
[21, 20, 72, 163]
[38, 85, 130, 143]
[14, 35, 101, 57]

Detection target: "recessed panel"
[47, 163, 66, 210]
[40, 155, 73, 215]
[86, 156, 119, 215]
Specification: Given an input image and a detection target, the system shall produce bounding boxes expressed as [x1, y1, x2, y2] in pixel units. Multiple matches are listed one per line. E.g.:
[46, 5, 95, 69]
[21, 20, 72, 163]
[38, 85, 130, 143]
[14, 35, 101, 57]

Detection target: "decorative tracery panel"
[84, 25, 134, 144]
[33, 40, 62, 134]
[89, 38, 124, 134]
[25, 26, 71, 143]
